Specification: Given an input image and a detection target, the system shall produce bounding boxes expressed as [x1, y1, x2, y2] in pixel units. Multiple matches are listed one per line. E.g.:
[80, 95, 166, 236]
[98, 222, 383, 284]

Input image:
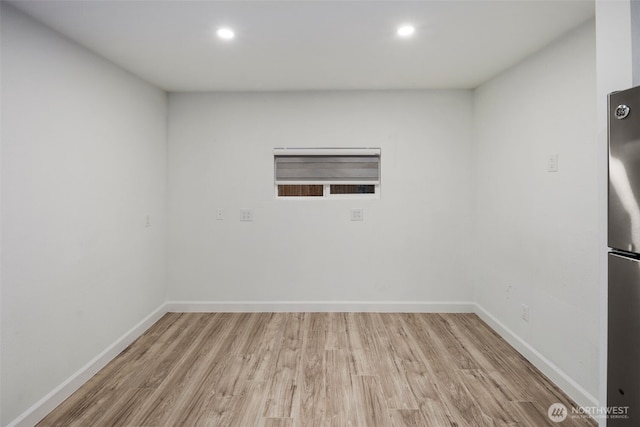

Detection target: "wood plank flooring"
[37, 313, 596, 426]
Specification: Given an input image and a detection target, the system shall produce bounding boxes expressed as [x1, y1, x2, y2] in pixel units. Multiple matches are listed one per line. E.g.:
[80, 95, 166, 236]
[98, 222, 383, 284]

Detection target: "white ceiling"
[9, 0, 595, 92]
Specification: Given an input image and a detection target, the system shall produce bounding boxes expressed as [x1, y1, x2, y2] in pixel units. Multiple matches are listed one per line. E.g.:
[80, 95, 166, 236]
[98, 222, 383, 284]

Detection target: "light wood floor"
[37, 313, 595, 427]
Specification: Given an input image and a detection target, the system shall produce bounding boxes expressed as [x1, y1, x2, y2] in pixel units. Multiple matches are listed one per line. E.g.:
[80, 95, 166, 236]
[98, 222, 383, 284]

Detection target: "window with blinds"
[274, 148, 381, 198]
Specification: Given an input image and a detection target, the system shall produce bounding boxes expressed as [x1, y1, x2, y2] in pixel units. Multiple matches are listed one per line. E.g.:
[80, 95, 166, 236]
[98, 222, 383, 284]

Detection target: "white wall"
[473, 20, 599, 403]
[0, 5, 167, 424]
[167, 91, 473, 304]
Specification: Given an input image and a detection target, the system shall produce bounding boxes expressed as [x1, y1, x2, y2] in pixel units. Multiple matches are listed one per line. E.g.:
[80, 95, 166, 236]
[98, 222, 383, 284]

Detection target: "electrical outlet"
[547, 154, 558, 172]
[145, 215, 151, 228]
[521, 304, 530, 322]
[240, 208, 253, 222]
[351, 208, 364, 221]
[216, 209, 224, 220]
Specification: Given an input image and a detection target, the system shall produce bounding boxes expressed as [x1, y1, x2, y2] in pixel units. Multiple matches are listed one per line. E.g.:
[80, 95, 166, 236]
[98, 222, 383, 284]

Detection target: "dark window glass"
[330, 185, 375, 194]
[278, 185, 324, 197]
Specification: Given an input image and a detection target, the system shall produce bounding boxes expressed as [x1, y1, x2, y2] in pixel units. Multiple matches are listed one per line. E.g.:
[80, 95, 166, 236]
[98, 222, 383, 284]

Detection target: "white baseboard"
[165, 300, 476, 313]
[7, 304, 168, 427]
[473, 303, 599, 410]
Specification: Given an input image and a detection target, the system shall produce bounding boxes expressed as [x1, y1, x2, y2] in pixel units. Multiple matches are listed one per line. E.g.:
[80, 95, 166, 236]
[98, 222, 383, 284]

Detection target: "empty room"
[1, 0, 638, 426]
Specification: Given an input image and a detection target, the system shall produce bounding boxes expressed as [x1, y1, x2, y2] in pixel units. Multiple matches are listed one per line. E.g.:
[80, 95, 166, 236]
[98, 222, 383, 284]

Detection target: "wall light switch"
[351, 208, 364, 221]
[547, 154, 558, 172]
[216, 209, 224, 220]
[145, 215, 151, 227]
[240, 208, 253, 222]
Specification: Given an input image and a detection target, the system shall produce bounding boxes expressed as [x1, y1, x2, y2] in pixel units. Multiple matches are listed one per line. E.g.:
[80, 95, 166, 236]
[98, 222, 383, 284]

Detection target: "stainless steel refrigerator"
[608, 85, 640, 425]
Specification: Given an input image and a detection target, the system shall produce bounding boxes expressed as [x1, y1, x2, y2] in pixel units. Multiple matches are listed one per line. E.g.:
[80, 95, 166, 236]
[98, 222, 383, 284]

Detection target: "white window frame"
[274, 148, 381, 200]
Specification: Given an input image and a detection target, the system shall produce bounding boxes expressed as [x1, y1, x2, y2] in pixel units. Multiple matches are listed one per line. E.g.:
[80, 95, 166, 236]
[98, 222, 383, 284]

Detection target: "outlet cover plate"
[547, 154, 558, 172]
[240, 209, 253, 222]
[351, 208, 364, 221]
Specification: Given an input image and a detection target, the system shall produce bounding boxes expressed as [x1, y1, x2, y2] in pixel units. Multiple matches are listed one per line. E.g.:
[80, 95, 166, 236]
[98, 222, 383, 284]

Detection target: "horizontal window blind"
[274, 151, 380, 185]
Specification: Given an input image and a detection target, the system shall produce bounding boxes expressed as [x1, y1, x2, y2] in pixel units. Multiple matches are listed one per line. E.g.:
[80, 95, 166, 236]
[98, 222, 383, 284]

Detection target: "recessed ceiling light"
[217, 27, 235, 40]
[397, 25, 416, 38]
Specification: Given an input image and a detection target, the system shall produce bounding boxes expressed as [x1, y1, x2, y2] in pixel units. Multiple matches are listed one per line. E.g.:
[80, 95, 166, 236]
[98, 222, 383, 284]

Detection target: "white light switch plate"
[351, 208, 364, 221]
[216, 209, 224, 220]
